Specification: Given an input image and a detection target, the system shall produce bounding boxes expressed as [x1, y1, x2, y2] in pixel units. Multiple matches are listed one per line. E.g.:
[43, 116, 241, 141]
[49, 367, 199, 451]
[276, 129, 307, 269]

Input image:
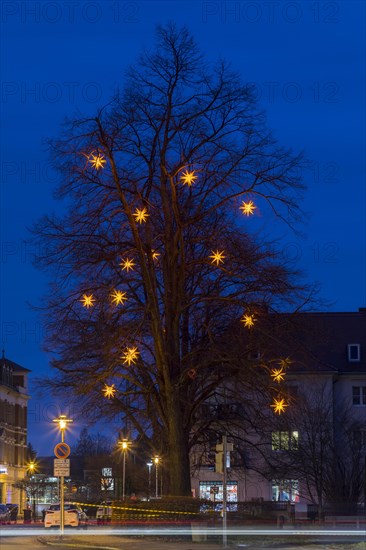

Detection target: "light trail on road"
[1, 526, 365, 538]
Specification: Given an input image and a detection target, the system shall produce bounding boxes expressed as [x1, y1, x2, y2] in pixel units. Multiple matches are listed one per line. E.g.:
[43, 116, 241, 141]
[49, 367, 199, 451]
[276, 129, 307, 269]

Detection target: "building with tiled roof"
[0, 353, 30, 507]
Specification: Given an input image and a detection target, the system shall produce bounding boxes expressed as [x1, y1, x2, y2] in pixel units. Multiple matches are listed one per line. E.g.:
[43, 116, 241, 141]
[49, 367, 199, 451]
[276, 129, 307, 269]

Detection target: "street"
[0, 525, 365, 550]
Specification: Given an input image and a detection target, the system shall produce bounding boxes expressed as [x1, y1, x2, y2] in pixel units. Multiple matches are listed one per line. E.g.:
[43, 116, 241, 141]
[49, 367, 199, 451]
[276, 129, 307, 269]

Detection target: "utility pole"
[222, 435, 228, 548]
[215, 436, 233, 548]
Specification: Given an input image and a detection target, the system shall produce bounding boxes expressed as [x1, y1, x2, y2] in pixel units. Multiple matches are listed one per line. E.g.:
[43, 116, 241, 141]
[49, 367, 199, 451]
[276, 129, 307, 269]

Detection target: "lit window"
[272, 479, 299, 502]
[352, 386, 366, 406]
[272, 431, 299, 451]
[348, 344, 361, 362]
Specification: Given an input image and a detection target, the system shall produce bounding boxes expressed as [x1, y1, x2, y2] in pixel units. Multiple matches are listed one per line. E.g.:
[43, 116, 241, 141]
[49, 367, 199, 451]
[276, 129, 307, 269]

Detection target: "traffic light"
[215, 451, 223, 473]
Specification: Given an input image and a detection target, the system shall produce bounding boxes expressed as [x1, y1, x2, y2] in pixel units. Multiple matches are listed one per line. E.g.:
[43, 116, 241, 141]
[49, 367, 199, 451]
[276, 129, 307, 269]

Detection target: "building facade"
[0, 354, 30, 507]
[191, 308, 366, 514]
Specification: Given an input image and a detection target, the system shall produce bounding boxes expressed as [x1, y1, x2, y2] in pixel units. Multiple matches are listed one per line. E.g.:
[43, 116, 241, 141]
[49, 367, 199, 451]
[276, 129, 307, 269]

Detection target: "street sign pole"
[60, 430, 65, 536]
[52, 415, 72, 537]
[60, 474, 64, 535]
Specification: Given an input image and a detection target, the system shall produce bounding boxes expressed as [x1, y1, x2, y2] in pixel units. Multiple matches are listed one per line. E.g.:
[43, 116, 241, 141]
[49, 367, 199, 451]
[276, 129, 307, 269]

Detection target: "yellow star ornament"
[80, 294, 95, 308]
[120, 258, 135, 272]
[111, 290, 127, 306]
[103, 384, 116, 399]
[122, 346, 139, 366]
[89, 153, 106, 170]
[240, 200, 256, 216]
[271, 368, 285, 383]
[133, 208, 149, 224]
[180, 170, 197, 186]
[241, 313, 256, 329]
[210, 250, 225, 266]
[278, 357, 293, 370]
[271, 397, 288, 415]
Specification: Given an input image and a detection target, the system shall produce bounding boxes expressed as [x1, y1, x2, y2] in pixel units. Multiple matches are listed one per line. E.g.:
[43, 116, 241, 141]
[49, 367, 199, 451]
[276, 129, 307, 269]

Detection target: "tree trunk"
[166, 392, 192, 496]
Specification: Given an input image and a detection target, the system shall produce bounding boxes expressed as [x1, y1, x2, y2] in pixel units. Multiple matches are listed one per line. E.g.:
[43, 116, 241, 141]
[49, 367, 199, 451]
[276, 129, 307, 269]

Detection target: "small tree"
[74, 428, 112, 456]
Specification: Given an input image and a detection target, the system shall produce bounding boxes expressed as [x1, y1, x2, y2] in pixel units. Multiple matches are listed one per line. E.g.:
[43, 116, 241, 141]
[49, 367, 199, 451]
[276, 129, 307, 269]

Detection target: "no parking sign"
[54, 442, 71, 459]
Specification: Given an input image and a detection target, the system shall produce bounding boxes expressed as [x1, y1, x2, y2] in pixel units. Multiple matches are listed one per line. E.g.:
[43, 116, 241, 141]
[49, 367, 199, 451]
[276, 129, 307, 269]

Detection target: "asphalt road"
[1, 525, 365, 550]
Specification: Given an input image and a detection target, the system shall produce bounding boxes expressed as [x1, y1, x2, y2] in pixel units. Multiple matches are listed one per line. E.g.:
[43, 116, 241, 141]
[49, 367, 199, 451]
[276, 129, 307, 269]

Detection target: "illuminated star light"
[271, 397, 288, 415]
[89, 153, 106, 170]
[120, 258, 135, 272]
[80, 294, 95, 308]
[240, 200, 257, 216]
[122, 346, 139, 366]
[152, 250, 160, 260]
[111, 289, 128, 306]
[210, 250, 225, 266]
[241, 313, 256, 329]
[180, 170, 197, 186]
[271, 368, 285, 383]
[278, 357, 292, 369]
[133, 208, 149, 224]
[103, 384, 116, 399]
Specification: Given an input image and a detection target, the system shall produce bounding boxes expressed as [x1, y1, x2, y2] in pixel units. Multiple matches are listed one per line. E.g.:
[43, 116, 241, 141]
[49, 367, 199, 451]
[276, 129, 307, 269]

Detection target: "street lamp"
[26, 461, 37, 519]
[52, 414, 73, 443]
[153, 456, 160, 498]
[118, 439, 130, 500]
[52, 414, 73, 535]
[146, 462, 153, 500]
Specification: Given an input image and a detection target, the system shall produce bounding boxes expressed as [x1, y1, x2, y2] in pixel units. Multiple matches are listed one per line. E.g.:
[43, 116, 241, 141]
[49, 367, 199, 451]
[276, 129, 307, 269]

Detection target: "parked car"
[96, 501, 112, 523]
[0, 504, 11, 524]
[44, 503, 88, 528]
[6, 504, 18, 522]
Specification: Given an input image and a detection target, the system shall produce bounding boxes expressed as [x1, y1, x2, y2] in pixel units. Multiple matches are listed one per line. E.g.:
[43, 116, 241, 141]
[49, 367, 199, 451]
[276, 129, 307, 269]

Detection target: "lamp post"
[52, 414, 73, 535]
[153, 456, 160, 498]
[119, 439, 129, 500]
[27, 461, 36, 520]
[146, 462, 153, 500]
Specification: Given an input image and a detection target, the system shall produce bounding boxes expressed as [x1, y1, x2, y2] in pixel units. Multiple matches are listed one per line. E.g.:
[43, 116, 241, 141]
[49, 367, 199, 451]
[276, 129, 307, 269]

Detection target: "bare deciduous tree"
[33, 24, 311, 495]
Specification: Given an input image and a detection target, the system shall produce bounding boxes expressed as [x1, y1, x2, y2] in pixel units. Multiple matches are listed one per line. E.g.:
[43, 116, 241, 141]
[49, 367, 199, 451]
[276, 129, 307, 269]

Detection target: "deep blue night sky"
[1, 0, 365, 453]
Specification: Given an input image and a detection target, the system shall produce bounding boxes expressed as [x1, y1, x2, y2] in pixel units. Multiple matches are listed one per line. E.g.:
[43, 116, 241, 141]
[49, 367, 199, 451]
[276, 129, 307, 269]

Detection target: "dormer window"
[348, 344, 361, 362]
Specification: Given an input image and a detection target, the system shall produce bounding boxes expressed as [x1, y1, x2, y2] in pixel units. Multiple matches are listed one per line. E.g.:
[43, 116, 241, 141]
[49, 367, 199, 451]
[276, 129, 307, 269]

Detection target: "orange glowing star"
[120, 258, 135, 272]
[278, 357, 292, 369]
[241, 313, 256, 329]
[180, 170, 197, 186]
[240, 200, 256, 216]
[133, 208, 149, 224]
[103, 384, 116, 399]
[122, 346, 139, 366]
[271, 397, 288, 415]
[89, 153, 106, 170]
[152, 250, 160, 260]
[271, 368, 285, 383]
[111, 290, 127, 306]
[80, 294, 95, 308]
[210, 250, 225, 266]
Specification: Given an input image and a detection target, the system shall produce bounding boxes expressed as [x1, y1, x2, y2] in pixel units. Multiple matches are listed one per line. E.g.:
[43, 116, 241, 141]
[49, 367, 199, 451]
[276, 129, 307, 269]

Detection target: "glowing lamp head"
[59, 419, 67, 430]
[53, 414, 73, 434]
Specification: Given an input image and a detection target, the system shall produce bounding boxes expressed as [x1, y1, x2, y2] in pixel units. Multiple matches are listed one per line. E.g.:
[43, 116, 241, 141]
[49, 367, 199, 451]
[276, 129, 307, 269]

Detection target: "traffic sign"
[54, 459, 70, 477]
[54, 442, 71, 459]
